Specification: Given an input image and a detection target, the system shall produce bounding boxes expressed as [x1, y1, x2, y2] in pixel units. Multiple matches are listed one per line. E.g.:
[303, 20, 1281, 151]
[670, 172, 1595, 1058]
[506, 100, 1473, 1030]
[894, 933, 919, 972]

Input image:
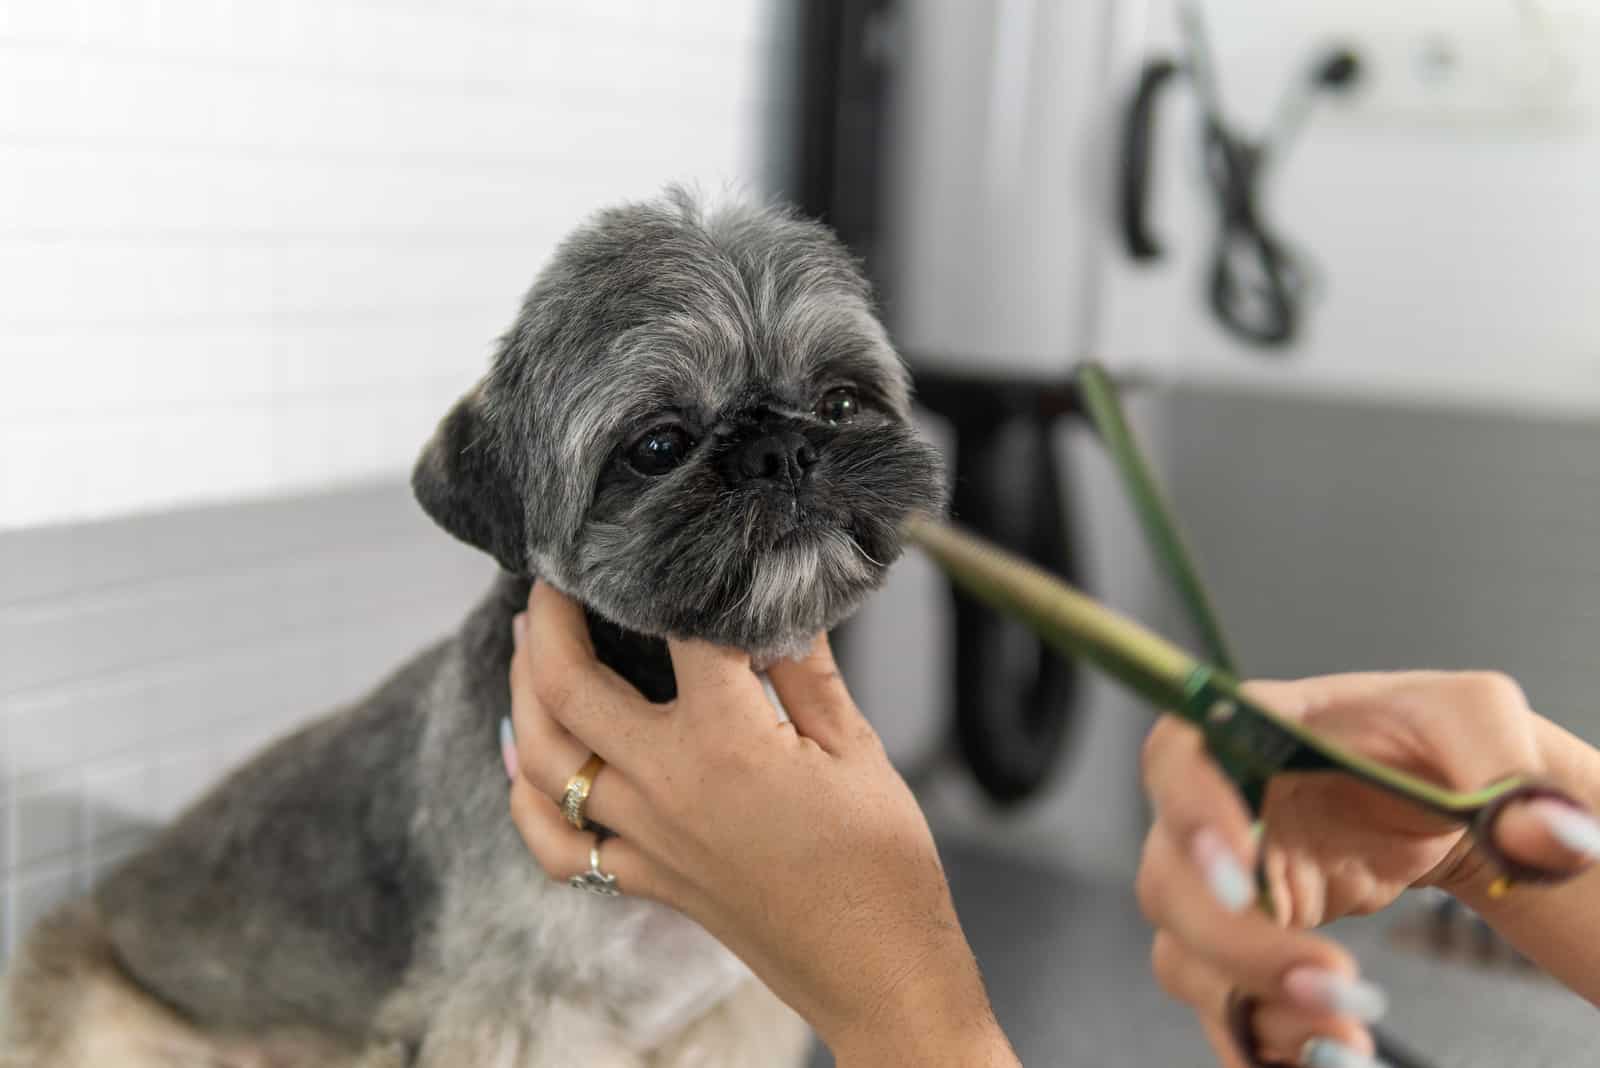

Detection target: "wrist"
[824, 934, 1017, 1067]
[832, 1017, 1014, 1068]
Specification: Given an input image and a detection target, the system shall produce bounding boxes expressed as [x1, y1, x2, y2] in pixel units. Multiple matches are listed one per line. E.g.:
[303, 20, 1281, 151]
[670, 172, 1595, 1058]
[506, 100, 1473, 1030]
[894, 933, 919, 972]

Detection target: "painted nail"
[1283, 967, 1389, 1022]
[1528, 799, 1600, 859]
[1300, 1037, 1389, 1068]
[500, 716, 518, 781]
[1191, 827, 1253, 913]
[512, 612, 528, 648]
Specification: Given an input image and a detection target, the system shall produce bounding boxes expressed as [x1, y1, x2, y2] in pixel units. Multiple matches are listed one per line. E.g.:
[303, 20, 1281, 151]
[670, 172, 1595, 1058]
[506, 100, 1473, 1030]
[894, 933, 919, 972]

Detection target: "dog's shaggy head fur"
[412, 189, 945, 660]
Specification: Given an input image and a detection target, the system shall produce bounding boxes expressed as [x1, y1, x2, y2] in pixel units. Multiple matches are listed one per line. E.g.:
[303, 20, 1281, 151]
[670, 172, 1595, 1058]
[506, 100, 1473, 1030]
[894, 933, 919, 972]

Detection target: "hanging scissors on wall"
[1119, 4, 1362, 348]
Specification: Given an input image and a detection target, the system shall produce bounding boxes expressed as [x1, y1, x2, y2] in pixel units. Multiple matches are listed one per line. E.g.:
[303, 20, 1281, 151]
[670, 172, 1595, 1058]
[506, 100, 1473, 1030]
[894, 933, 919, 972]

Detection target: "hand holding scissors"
[1142, 671, 1599, 1067]
[905, 362, 1599, 1067]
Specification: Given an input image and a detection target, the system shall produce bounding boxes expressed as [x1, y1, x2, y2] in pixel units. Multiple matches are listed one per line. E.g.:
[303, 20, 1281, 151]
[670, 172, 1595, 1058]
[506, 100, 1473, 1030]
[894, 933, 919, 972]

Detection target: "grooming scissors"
[904, 361, 1585, 1067]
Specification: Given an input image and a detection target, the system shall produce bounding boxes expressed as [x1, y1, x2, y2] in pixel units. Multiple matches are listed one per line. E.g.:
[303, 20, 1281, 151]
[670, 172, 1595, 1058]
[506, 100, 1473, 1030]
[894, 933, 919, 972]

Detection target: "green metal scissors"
[908, 511, 1571, 891]
[904, 361, 1585, 1064]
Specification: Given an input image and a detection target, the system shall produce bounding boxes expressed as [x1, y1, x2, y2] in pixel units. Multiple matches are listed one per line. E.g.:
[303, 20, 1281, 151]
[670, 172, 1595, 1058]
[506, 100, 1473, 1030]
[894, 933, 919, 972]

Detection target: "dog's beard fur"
[414, 187, 946, 663]
[578, 420, 940, 659]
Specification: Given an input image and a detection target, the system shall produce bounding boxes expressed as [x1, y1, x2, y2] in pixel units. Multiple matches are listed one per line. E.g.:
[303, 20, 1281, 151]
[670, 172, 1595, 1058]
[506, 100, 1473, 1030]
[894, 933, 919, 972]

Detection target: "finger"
[509, 628, 592, 794]
[508, 776, 666, 903]
[1150, 929, 1229, 1012]
[526, 578, 598, 662]
[1141, 717, 1257, 909]
[1200, 1017, 1255, 1068]
[500, 708, 650, 837]
[525, 581, 635, 703]
[1252, 1000, 1376, 1066]
[1136, 828, 1374, 1008]
[1248, 672, 1530, 790]
[1494, 797, 1600, 878]
[665, 635, 766, 712]
[1150, 935, 1253, 1068]
[1153, 934, 1381, 1068]
[1240, 672, 1435, 718]
[522, 582, 657, 759]
[765, 633, 870, 754]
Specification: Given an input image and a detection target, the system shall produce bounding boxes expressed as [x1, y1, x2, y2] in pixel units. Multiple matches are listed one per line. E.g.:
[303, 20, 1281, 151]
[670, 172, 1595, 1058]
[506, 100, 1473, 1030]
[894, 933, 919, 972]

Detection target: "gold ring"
[561, 754, 605, 830]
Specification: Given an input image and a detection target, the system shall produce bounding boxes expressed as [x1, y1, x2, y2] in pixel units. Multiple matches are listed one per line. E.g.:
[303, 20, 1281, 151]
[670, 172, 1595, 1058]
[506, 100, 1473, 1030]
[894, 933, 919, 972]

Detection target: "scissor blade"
[904, 516, 1199, 714]
[1076, 362, 1238, 673]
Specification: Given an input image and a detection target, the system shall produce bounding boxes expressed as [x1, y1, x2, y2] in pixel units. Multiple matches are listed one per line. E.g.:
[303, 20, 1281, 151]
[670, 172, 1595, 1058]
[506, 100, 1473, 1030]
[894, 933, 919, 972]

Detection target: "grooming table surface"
[813, 841, 1593, 1065]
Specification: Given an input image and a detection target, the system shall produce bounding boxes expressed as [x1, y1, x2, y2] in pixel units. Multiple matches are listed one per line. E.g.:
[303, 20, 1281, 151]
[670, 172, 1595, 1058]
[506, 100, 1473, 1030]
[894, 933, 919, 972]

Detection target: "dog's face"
[413, 190, 944, 660]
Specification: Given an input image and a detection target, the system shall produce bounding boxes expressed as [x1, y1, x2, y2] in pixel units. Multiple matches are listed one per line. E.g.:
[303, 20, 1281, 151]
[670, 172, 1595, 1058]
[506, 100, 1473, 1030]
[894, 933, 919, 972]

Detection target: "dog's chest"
[437, 848, 753, 1055]
[581, 897, 753, 1049]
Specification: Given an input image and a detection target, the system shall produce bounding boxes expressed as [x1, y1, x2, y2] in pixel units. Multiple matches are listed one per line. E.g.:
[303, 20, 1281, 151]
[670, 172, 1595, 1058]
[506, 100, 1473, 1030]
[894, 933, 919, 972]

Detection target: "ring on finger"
[568, 836, 620, 897]
[561, 754, 604, 830]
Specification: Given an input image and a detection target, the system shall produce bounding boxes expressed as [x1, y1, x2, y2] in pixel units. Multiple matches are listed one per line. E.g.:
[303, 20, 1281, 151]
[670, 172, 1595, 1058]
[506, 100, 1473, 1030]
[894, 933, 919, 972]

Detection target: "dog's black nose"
[731, 430, 817, 485]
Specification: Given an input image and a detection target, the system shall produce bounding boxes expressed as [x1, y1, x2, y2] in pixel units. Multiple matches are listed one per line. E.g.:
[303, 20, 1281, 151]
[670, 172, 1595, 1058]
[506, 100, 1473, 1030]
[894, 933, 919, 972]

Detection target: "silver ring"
[569, 839, 619, 897]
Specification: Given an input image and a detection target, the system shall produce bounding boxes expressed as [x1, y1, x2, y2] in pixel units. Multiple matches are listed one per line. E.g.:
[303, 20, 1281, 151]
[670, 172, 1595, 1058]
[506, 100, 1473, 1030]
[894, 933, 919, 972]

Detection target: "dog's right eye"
[626, 425, 695, 476]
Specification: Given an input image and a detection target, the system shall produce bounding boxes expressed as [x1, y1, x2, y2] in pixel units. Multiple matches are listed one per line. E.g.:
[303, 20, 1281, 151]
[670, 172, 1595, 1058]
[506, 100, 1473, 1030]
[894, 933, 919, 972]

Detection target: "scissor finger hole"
[1474, 782, 1599, 890]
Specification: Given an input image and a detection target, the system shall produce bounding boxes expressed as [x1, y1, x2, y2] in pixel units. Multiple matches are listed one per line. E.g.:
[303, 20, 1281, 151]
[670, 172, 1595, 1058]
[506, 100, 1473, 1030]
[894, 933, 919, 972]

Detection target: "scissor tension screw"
[1207, 699, 1237, 724]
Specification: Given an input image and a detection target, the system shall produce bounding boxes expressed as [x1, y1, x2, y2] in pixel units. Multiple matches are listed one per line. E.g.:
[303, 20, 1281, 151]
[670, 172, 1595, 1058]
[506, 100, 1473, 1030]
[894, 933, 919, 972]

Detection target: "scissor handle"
[1466, 779, 1587, 890]
[1184, 670, 1590, 888]
[1225, 994, 1286, 1068]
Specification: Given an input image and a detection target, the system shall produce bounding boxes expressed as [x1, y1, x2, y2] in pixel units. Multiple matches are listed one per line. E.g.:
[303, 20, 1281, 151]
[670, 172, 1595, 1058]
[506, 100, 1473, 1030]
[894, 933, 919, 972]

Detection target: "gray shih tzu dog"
[0, 188, 945, 1067]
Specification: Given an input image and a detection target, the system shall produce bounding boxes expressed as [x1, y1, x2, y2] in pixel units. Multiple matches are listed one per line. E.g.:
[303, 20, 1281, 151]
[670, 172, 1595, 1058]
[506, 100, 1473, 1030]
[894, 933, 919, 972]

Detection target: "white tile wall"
[0, 481, 495, 958]
[0, 0, 790, 529]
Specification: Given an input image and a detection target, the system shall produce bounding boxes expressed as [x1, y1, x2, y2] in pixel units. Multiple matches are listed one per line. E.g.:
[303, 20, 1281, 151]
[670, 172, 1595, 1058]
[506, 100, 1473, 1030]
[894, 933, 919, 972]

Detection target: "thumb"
[766, 633, 871, 754]
[1490, 796, 1600, 883]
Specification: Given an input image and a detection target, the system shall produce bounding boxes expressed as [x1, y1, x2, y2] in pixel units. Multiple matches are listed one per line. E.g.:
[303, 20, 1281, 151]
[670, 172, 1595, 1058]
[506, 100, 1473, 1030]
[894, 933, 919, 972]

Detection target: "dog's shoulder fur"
[93, 636, 448, 1037]
[3, 574, 773, 1066]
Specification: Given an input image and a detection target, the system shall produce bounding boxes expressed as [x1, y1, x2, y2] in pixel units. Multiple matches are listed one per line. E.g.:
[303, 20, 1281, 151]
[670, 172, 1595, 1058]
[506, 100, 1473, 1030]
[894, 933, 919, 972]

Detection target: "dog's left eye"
[626, 425, 695, 476]
[815, 386, 859, 424]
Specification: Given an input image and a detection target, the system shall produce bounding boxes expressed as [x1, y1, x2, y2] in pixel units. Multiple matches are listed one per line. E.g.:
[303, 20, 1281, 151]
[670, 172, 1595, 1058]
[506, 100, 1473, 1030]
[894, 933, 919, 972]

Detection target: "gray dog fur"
[0, 188, 945, 1067]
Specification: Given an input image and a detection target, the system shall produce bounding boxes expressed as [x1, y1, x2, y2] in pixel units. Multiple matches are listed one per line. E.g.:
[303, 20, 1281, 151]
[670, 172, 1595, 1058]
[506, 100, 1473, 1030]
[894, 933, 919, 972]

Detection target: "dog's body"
[2, 577, 806, 1067]
[0, 190, 943, 1067]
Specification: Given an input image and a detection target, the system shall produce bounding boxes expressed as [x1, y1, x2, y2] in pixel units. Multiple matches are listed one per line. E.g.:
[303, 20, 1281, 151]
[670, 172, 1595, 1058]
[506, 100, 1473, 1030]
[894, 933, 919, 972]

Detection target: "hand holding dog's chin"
[506, 582, 1018, 1066]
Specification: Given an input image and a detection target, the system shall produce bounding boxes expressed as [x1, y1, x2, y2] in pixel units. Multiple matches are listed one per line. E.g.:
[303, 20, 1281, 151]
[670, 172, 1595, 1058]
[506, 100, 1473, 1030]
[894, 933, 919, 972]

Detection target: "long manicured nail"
[1191, 828, 1253, 912]
[500, 716, 518, 781]
[1528, 799, 1600, 859]
[513, 612, 528, 649]
[1300, 1037, 1388, 1068]
[1283, 967, 1388, 1022]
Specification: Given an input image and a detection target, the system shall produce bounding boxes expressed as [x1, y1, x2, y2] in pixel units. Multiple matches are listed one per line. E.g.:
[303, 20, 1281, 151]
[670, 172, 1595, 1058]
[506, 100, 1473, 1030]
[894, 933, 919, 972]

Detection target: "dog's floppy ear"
[412, 389, 528, 574]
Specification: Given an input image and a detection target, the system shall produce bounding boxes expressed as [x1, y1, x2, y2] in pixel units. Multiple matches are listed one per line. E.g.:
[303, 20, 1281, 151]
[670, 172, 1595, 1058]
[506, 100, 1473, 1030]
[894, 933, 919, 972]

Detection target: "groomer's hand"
[504, 582, 1018, 1068]
[1138, 671, 1600, 1068]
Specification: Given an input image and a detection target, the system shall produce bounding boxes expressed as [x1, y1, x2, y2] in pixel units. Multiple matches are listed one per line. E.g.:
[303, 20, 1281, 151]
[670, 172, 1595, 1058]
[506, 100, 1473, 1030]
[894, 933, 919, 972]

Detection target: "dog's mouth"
[760, 509, 898, 576]
[757, 495, 857, 550]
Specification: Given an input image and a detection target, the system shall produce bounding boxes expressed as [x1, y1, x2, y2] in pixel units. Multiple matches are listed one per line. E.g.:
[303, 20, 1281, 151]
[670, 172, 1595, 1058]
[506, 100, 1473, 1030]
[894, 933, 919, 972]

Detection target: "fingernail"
[499, 716, 518, 781]
[512, 612, 527, 648]
[1528, 799, 1600, 859]
[1283, 967, 1388, 1022]
[1300, 1037, 1388, 1068]
[1191, 828, 1253, 913]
